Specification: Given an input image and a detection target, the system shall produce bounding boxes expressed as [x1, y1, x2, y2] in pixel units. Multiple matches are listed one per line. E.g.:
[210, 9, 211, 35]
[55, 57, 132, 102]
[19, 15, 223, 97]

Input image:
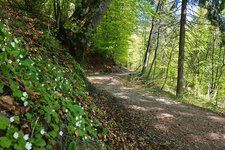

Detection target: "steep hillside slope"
[0, 4, 107, 150]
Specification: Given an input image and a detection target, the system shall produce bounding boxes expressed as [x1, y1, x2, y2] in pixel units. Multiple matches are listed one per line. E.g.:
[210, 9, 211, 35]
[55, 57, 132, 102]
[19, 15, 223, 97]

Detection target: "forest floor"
[87, 72, 225, 150]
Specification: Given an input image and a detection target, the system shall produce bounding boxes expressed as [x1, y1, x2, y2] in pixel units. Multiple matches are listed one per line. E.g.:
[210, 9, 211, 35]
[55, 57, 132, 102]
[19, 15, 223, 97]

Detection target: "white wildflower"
[17, 59, 20, 62]
[59, 131, 63, 136]
[11, 42, 15, 48]
[65, 109, 68, 113]
[23, 92, 28, 97]
[23, 134, 29, 141]
[9, 116, 14, 123]
[8, 59, 12, 64]
[19, 54, 23, 58]
[24, 101, 28, 107]
[21, 97, 25, 101]
[2, 47, 5, 51]
[52, 109, 55, 112]
[19, 63, 21, 66]
[25, 142, 32, 150]
[13, 132, 19, 139]
[14, 38, 19, 43]
[40, 129, 45, 135]
[75, 122, 80, 127]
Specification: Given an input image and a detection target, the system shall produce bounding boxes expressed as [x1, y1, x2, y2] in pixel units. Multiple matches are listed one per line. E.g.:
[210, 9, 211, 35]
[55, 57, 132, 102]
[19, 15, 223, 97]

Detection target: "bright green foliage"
[129, 2, 225, 111]
[0, 116, 9, 130]
[184, 8, 225, 103]
[68, 141, 76, 150]
[0, 22, 102, 149]
[92, 0, 140, 64]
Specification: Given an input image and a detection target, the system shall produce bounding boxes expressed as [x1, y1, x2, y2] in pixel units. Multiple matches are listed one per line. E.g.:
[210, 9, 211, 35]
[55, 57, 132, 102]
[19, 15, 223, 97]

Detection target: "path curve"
[88, 73, 225, 150]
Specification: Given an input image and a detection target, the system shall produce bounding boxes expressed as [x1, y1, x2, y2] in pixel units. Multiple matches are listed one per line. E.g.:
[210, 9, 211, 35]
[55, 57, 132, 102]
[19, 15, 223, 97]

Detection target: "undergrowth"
[0, 21, 105, 149]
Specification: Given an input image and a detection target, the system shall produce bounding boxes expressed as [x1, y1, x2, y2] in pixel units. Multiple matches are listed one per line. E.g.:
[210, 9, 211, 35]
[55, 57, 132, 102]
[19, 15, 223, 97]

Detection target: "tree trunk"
[140, 0, 161, 75]
[140, 19, 155, 75]
[147, 25, 160, 78]
[73, 0, 112, 62]
[176, 0, 187, 97]
[161, 41, 176, 90]
[55, 0, 112, 63]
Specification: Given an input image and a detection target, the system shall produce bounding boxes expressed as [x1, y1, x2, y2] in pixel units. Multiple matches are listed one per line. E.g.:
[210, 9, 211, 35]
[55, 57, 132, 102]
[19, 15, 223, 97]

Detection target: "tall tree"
[140, 0, 161, 75]
[176, 0, 187, 97]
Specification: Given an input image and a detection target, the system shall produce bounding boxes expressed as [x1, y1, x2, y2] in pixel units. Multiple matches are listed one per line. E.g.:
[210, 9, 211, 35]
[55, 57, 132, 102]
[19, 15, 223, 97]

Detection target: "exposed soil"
[88, 72, 225, 150]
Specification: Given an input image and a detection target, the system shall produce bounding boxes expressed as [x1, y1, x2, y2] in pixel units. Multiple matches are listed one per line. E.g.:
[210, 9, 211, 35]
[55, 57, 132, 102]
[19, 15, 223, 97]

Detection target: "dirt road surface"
[88, 73, 225, 150]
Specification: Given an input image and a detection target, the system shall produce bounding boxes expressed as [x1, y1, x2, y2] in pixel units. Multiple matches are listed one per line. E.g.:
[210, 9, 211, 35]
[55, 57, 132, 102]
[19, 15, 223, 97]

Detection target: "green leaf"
[0, 116, 9, 129]
[52, 112, 59, 124]
[44, 113, 51, 124]
[0, 137, 12, 148]
[78, 129, 85, 137]
[1, 65, 12, 79]
[68, 141, 76, 150]
[34, 135, 46, 147]
[25, 113, 32, 120]
[0, 52, 7, 61]
[10, 50, 20, 57]
[14, 116, 20, 124]
[48, 124, 59, 138]
[48, 130, 57, 138]
[12, 90, 22, 98]
[0, 23, 4, 30]
[0, 80, 3, 94]
[14, 144, 24, 150]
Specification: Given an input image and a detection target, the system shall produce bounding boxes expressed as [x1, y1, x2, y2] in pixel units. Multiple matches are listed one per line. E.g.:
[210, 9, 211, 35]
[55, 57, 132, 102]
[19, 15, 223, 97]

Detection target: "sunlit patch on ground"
[114, 92, 129, 99]
[207, 116, 225, 123]
[120, 87, 133, 90]
[207, 133, 225, 140]
[176, 111, 194, 117]
[127, 105, 147, 111]
[156, 113, 174, 119]
[155, 98, 181, 105]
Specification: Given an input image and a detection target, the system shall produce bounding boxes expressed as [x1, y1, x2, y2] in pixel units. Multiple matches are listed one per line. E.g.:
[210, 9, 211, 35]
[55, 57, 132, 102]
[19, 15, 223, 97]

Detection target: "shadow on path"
[88, 73, 225, 150]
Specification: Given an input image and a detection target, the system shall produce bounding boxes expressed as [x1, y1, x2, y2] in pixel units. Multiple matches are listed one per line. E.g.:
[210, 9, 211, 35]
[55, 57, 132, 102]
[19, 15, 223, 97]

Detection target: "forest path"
[87, 73, 225, 150]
